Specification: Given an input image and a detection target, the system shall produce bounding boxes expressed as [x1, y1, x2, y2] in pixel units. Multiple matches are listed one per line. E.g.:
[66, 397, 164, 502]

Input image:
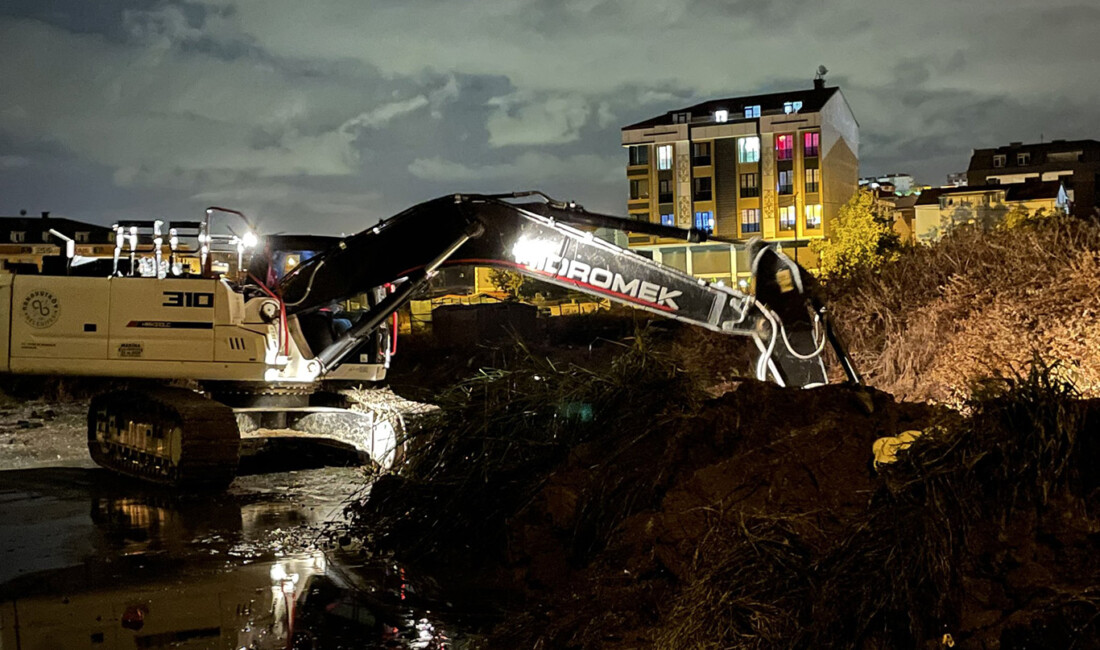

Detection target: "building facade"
[620, 80, 858, 284]
[860, 173, 915, 195]
[912, 180, 1068, 242]
[967, 139, 1099, 218]
[0, 213, 115, 269]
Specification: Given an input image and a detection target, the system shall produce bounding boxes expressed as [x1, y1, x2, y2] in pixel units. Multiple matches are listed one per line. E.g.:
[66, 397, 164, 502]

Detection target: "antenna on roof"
[814, 65, 828, 89]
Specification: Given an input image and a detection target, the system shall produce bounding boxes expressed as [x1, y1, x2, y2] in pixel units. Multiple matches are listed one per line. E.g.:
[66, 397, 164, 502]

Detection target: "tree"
[487, 268, 528, 300]
[487, 268, 572, 301]
[809, 189, 901, 280]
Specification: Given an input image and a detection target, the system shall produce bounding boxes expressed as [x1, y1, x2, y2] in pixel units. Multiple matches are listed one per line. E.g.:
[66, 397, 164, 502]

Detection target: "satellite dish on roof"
[815, 65, 828, 80]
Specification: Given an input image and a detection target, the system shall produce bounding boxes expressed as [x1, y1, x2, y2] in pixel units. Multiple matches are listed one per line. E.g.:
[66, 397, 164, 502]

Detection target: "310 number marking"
[162, 291, 214, 308]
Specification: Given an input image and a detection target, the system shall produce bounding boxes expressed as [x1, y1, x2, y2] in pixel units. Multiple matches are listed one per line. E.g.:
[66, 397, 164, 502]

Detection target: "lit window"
[744, 105, 761, 118]
[777, 170, 793, 195]
[805, 204, 823, 229]
[693, 177, 712, 201]
[630, 179, 649, 200]
[75, 231, 90, 243]
[714, 109, 728, 123]
[993, 154, 1006, 168]
[1017, 152, 1031, 165]
[694, 211, 714, 233]
[782, 100, 803, 114]
[628, 145, 648, 166]
[740, 173, 760, 198]
[776, 134, 794, 160]
[738, 137, 760, 163]
[805, 168, 820, 193]
[660, 213, 675, 227]
[740, 208, 761, 234]
[779, 206, 796, 231]
[10, 231, 25, 243]
[657, 145, 673, 171]
[803, 132, 820, 157]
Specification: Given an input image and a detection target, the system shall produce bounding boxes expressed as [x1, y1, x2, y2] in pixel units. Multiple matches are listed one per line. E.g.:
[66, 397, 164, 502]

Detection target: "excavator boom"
[279, 193, 855, 388]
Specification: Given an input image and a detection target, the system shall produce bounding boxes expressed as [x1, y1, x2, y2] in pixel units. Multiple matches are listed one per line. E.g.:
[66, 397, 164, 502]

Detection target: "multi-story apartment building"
[967, 139, 1100, 218]
[620, 79, 858, 284]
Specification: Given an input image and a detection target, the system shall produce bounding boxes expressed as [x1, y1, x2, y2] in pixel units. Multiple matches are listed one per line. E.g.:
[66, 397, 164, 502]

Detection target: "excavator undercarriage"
[1, 192, 859, 488]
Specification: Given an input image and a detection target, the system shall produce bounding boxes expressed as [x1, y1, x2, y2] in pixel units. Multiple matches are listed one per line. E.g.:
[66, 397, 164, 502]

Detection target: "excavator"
[0, 192, 860, 488]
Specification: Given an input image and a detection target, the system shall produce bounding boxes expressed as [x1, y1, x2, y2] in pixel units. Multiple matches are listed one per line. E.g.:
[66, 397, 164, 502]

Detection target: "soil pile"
[826, 217, 1100, 404]
[347, 337, 1100, 648]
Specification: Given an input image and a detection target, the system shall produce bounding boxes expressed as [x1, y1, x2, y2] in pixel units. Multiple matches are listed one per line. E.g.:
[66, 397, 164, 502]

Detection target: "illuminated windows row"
[778, 133, 819, 160]
[711, 100, 800, 122]
[655, 205, 821, 235]
[776, 169, 821, 195]
[738, 205, 822, 234]
[640, 168, 814, 202]
[634, 132, 818, 170]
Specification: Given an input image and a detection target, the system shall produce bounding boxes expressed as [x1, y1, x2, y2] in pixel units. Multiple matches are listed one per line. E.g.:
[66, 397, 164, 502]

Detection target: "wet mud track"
[0, 440, 468, 648]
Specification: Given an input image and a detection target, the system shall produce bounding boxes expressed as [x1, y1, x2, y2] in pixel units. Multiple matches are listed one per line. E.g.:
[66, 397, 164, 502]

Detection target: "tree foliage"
[810, 189, 901, 280]
[487, 268, 528, 300]
[938, 204, 1059, 238]
[487, 268, 572, 301]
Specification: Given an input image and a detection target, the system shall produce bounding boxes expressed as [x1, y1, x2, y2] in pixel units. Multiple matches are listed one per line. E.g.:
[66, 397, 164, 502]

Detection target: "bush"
[811, 189, 902, 280]
[825, 216, 1100, 402]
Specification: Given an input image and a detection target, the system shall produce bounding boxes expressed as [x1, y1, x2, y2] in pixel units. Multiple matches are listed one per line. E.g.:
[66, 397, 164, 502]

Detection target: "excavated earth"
[366, 326, 1100, 650]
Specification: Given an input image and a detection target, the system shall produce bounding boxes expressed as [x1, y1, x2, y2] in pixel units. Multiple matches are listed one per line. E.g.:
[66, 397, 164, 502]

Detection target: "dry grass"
[826, 217, 1100, 403]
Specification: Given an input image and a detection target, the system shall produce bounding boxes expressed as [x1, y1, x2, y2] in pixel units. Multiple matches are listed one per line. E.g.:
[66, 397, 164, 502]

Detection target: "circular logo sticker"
[22, 289, 60, 329]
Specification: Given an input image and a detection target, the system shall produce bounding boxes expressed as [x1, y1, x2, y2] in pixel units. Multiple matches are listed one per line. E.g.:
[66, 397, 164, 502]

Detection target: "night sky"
[2, 0, 1097, 235]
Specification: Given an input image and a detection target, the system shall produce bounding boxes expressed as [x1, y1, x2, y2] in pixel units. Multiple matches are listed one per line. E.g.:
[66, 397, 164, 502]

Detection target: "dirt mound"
[495, 381, 943, 649]
[347, 335, 1100, 649]
[509, 382, 924, 588]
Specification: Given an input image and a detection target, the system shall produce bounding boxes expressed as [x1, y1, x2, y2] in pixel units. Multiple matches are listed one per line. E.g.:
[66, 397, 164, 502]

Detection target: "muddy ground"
[0, 399, 89, 470]
[0, 387, 478, 649]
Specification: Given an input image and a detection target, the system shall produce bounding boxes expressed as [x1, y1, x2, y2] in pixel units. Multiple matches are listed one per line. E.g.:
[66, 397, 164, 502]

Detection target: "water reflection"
[292, 562, 451, 650]
[0, 468, 461, 649]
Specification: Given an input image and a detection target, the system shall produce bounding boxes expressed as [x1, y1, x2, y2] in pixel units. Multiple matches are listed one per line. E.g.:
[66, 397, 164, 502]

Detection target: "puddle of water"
[0, 466, 473, 649]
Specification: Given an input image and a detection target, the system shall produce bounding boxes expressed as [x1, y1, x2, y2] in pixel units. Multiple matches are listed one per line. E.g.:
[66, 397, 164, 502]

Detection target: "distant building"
[0, 212, 114, 269]
[946, 172, 968, 187]
[967, 139, 1100, 218]
[860, 173, 915, 195]
[620, 77, 858, 283]
[887, 193, 920, 244]
[913, 180, 1069, 242]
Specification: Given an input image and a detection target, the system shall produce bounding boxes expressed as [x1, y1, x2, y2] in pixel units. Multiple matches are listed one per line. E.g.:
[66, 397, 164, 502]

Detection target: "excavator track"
[87, 387, 241, 489]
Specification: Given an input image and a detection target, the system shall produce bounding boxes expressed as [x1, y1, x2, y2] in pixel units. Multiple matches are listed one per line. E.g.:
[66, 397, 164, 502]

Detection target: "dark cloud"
[0, 0, 1097, 232]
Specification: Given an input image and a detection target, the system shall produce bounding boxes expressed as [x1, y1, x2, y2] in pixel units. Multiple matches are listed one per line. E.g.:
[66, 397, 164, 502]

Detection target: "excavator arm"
[276, 193, 858, 388]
